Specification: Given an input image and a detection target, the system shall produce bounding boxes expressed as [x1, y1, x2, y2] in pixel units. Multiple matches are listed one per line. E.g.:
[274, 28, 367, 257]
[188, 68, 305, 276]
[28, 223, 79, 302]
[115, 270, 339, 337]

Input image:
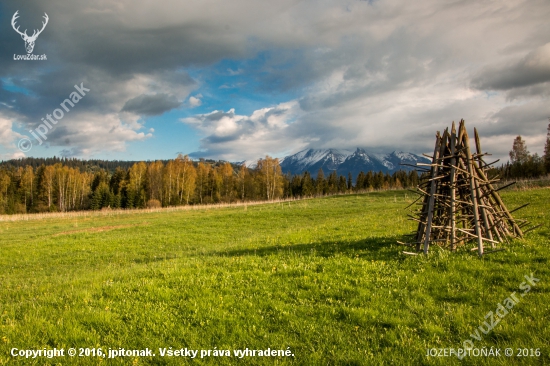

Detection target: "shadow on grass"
[208, 236, 406, 262]
[133, 254, 178, 264]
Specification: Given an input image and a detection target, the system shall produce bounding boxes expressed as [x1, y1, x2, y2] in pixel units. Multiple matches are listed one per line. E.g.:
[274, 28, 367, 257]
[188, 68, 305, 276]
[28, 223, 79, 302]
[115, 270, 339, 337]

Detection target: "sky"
[0, 0, 549, 163]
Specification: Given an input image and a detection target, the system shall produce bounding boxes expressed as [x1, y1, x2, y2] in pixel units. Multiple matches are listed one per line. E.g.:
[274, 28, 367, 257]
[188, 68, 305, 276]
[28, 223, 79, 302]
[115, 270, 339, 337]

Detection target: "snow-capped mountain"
[279, 148, 353, 176]
[279, 148, 429, 177]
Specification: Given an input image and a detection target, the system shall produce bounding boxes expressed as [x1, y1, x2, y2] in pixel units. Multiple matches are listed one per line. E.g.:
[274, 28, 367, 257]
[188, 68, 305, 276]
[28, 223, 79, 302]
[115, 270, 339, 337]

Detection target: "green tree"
[301, 172, 314, 197]
[90, 182, 113, 210]
[290, 175, 302, 197]
[355, 172, 365, 192]
[408, 170, 419, 187]
[338, 175, 348, 193]
[0, 170, 10, 214]
[364, 171, 374, 191]
[315, 168, 327, 195]
[327, 171, 338, 194]
[373, 172, 384, 190]
[544, 121, 550, 173]
[128, 162, 147, 208]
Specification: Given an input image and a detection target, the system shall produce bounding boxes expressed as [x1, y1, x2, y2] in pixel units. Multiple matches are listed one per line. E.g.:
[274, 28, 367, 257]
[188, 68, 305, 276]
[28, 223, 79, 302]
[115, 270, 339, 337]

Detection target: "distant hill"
[2, 149, 429, 178]
[0, 156, 236, 173]
[0, 157, 142, 172]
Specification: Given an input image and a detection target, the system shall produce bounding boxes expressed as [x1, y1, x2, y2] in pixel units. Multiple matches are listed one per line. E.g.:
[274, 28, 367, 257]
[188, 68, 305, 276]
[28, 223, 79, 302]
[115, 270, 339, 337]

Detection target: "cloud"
[227, 68, 243, 76]
[188, 94, 202, 107]
[471, 43, 550, 91]
[122, 93, 181, 116]
[0, 116, 25, 148]
[1, 0, 550, 162]
[0, 66, 193, 157]
[181, 101, 306, 160]
[0, 115, 28, 159]
[41, 112, 153, 157]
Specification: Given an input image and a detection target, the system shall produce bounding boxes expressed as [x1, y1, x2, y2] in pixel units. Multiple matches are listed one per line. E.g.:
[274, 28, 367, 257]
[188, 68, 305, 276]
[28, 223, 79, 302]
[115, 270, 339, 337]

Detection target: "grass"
[0, 189, 549, 365]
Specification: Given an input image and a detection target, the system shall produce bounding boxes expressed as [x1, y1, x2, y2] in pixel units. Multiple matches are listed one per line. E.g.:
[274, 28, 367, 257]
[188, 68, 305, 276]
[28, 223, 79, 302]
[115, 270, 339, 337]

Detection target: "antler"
[29, 13, 49, 40]
[11, 10, 28, 38]
[11, 11, 48, 40]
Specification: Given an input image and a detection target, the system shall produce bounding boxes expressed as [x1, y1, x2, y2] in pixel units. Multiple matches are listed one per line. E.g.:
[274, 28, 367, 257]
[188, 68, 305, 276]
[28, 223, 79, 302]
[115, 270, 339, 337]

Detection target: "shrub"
[146, 199, 162, 209]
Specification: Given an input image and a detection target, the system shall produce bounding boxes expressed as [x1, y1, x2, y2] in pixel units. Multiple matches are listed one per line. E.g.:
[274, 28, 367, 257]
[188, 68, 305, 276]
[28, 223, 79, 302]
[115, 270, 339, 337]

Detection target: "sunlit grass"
[0, 189, 549, 365]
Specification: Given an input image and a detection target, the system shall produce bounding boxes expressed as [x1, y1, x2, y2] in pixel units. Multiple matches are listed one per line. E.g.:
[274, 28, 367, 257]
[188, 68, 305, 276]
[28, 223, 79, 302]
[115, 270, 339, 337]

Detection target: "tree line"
[2, 123, 548, 215]
[0, 154, 421, 214]
[491, 123, 550, 180]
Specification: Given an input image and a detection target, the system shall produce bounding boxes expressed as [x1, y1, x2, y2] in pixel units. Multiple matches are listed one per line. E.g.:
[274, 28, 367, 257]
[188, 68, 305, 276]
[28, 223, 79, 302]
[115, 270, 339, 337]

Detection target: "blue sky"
[1, 0, 549, 163]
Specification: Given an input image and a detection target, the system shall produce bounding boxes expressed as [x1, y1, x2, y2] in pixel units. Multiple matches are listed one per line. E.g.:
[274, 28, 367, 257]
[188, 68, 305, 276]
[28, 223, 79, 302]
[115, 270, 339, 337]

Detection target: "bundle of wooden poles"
[400, 120, 537, 256]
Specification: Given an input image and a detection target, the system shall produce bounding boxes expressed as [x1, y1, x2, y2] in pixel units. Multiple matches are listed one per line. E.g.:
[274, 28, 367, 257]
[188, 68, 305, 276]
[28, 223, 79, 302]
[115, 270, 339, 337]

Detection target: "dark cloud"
[204, 110, 235, 121]
[122, 93, 181, 116]
[1, 0, 550, 160]
[505, 82, 550, 101]
[471, 43, 550, 91]
[483, 100, 550, 137]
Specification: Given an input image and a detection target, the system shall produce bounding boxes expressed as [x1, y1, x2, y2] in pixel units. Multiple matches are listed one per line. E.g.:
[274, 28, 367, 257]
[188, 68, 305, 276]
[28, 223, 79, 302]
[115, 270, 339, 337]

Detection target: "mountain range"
[265, 148, 430, 178]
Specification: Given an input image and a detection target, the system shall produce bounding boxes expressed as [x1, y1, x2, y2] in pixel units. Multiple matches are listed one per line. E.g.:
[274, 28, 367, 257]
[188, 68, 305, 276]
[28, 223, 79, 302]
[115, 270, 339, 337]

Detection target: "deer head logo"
[11, 11, 49, 54]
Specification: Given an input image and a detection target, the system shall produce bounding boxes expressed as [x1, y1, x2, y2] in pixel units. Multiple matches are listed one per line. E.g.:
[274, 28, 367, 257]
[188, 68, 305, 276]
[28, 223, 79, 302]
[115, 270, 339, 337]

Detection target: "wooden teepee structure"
[401, 120, 535, 256]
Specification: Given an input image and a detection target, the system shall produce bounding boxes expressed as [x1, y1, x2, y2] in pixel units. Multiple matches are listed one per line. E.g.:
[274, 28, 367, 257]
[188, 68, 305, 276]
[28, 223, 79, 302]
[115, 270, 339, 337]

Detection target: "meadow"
[0, 188, 549, 365]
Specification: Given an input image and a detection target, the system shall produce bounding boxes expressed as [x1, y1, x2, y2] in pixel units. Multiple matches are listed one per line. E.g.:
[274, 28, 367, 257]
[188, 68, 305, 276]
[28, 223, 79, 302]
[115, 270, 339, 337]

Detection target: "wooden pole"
[463, 126, 484, 256]
[472, 128, 494, 246]
[473, 164, 523, 237]
[449, 121, 457, 250]
[423, 132, 442, 254]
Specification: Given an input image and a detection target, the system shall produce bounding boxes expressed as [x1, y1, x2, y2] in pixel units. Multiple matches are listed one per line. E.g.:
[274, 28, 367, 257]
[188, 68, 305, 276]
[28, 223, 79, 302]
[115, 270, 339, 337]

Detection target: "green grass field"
[1, 189, 549, 365]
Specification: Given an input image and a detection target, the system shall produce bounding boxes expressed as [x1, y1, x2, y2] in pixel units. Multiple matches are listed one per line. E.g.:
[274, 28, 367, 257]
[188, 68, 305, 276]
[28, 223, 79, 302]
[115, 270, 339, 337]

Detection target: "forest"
[0, 155, 421, 214]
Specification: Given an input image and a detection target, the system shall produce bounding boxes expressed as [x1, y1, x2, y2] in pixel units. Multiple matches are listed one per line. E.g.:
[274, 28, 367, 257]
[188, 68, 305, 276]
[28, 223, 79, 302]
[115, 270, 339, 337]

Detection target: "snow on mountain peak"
[279, 147, 430, 177]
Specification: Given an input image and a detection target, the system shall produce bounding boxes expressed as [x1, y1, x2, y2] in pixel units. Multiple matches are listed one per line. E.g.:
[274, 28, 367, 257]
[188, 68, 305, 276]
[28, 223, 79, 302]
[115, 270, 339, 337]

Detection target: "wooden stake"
[463, 125, 484, 256]
[449, 121, 457, 250]
[423, 132, 442, 254]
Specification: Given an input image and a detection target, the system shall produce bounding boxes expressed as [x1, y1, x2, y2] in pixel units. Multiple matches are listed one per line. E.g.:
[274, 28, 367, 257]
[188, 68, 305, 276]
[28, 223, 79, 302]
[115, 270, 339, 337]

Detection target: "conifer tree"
[327, 171, 338, 194]
[355, 172, 365, 192]
[315, 168, 326, 195]
[544, 121, 550, 173]
[338, 175, 348, 193]
[364, 171, 374, 190]
[301, 171, 314, 197]
[0, 170, 10, 213]
[290, 175, 302, 197]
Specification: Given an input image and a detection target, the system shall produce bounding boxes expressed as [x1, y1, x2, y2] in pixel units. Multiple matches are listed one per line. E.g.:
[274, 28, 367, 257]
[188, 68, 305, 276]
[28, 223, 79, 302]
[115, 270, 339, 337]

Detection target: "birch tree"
[257, 156, 283, 200]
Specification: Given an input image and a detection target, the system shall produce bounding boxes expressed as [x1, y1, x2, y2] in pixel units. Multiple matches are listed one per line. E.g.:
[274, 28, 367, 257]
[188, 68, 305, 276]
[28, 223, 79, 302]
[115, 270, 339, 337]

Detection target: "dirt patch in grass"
[52, 223, 149, 237]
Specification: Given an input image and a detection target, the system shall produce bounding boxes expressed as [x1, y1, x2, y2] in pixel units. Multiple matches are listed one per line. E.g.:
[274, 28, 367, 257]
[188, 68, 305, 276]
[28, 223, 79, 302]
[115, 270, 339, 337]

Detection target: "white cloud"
[0, 117, 22, 148]
[0, 116, 28, 159]
[45, 112, 153, 157]
[181, 101, 307, 161]
[189, 95, 202, 107]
